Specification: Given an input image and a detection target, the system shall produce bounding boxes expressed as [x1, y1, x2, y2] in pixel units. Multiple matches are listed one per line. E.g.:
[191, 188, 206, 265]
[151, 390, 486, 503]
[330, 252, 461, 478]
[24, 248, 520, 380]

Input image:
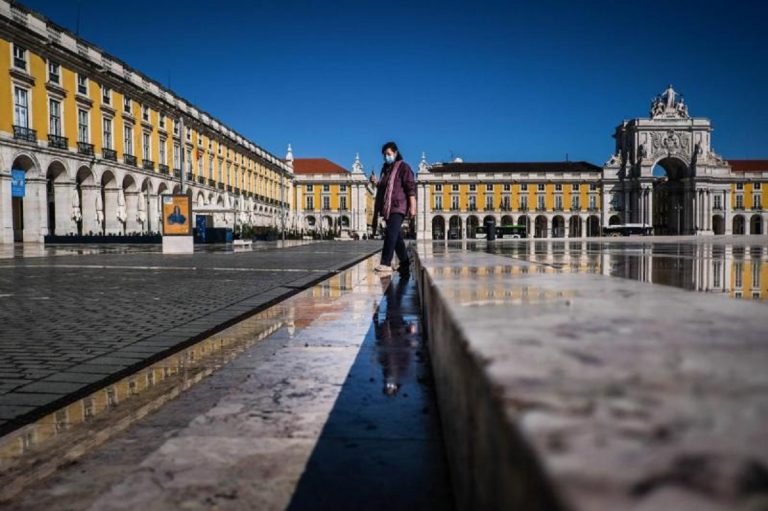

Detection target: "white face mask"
[384, 154, 395, 164]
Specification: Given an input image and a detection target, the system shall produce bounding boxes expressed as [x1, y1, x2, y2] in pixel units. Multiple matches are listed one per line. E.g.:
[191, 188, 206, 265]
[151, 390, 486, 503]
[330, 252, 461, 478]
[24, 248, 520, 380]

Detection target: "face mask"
[384, 154, 395, 164]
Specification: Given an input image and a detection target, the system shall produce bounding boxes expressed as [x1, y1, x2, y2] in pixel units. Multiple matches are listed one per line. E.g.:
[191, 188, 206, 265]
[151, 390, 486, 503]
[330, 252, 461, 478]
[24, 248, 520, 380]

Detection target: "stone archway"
[466, 215, 479, 238]
[75, 166, 95, 235]
[568, 215, 582, 238]
[712, 214, 725, 235]
[101, 171, 119, 235]
[501, 215, 514, 227]
[448, 215, 462, 239]
[517, 215, 530, 237]
[733, 215, 745, 235]
[587, 215, 600, 237]
[9, 153, 43, 242]
[431, 216, 445, 240]
[750, 214, 763, 235]
[652, 156, 692, 235]
[46, 160, 70, 236]
[534, 215, 547, 238]
[552, 215, 565, 238]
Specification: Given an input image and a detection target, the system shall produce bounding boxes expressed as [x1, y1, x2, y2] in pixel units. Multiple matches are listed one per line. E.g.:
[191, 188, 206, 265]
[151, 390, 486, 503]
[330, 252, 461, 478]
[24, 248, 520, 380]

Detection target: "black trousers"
[380, 213, 408, 266]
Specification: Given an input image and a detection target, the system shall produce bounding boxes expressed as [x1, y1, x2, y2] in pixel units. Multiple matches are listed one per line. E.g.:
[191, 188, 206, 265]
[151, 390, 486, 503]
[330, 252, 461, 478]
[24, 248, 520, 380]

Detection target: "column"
[724, 190, 732, 235]
[0, 173, 13, 244]
[81, 184, 100, 235]
[103, 187, 121, 235]
[23, 177, 47, 243]
[53, 181, 75, 235]
[125, 191, 140, 234]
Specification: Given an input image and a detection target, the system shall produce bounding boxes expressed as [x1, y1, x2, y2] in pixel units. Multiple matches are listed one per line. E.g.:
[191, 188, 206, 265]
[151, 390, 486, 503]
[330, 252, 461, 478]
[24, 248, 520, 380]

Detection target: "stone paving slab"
[414, 242, 768, 511]
[0, 241, 379, 434]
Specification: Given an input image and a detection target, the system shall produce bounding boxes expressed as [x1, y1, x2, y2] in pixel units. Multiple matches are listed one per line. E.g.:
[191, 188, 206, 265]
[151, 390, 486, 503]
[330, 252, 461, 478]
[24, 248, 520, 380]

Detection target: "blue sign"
[11, 169, 25, 198]
[195, 215, 207, 242]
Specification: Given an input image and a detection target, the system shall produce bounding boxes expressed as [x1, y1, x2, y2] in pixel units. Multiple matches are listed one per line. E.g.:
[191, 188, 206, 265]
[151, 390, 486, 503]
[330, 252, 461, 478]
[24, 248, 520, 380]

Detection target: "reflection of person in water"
[167, 205, 186, 225]
[373, 274, 414, 396]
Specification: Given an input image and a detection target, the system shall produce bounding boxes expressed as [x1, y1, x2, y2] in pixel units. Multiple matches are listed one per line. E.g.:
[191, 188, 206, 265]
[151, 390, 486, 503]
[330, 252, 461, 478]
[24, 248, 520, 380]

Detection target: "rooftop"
[293, 158, 350, 175]
[429, 161, 602, 173]
[728, 159, 768, 172]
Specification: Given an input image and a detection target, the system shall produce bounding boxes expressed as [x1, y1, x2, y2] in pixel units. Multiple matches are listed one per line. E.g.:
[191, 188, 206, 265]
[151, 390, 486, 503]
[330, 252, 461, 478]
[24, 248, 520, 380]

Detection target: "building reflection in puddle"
[450, 239, 768, 302]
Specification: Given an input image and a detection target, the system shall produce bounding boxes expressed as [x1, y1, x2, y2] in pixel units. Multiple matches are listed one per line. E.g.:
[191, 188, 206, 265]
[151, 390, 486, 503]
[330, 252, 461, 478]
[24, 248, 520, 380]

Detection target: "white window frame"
[159, 137, 167, 165]
[77, 108, 90, 143]
[12, 43, 27, 71]
[13, 86, 30, 128]
[48, 60, 60, 84]
[49, 97, 62, 137]
[102, 85, 111, 105]
[142, 104, 150, 122]
[123, 96, 131, 114]
[102, 116, 113, 149]
[142, 131, 151, 161]
[77, 73, 88, 96]
[123, 124, 134, 155]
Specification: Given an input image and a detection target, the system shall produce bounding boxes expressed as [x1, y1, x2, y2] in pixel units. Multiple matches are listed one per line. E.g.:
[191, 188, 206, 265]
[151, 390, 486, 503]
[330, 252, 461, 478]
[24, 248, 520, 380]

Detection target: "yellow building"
[0, 0, 292, 243]
[290, 151, 374, 238]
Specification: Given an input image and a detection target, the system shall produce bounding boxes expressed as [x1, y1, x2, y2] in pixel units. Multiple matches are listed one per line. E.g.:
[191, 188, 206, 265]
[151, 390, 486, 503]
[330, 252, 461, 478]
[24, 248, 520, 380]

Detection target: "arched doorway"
[9, 154, 39, 242]
[733, 215, 745, 235]
[501, 215, 514, 227]
[75, 166, 95, 235]
[432, 216, 445, 240]
[448, 215, 462, 239]
[652, 157, 691, 235]
[750, 214, 763, 235]
[518, 215, 530, 237]
[100, 171, 119, 235]
[712, 215, 725, 235]
[609, 215, 621, 226]
[552, 215, 565, 238]
[121, 175, 138, 234]
[140, 179, 154, 233]
[586, 215, 600, 237]
[306, 215, 316, 230]
[568, 216, 582, 238]
[466, 215, 479, 238]
[483, 215, 496, 239]
[534, 215, 547, 238]
[46, 160, 69, 236]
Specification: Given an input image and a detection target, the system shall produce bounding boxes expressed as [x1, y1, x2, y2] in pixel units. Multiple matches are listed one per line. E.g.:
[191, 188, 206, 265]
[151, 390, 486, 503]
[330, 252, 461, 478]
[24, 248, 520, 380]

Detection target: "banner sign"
[11, 169, 25, 198]
[162, 194, 192, 236]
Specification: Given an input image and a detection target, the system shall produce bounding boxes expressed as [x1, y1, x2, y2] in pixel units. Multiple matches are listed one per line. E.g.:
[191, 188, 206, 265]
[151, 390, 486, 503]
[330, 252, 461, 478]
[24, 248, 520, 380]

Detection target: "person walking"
[372, 141, 417, 274]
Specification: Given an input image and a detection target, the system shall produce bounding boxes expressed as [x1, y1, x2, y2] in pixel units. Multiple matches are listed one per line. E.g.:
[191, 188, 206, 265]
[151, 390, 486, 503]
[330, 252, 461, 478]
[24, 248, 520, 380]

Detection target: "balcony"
[554, 206, 564, 212]
[47, 134, 68, 150]
[13, 125, 37, 143]
[77, 142, 94, 156]
[468, 205, 477, 212]
[218, 183, 225, 190]
[226, 185, 233, 192]
[587, 206, 599, 212]
[142, 159, 155, 171]
[305, 207, 315, 212]
[102, 148, 117, 161]
[713, 205, 723, 211]
[197, 176, 205, 185]
[158, 164, 169, 175]
[535, 206, 547, 212]
[124, 154, 137, 166]
[519, 205, 529, 212]
[208, 178, 216, 187]
[234, 187, 241, 195]
[734, 205, 745, 211]
[173, 169, 181, 178]
[185, 172, 193, 181]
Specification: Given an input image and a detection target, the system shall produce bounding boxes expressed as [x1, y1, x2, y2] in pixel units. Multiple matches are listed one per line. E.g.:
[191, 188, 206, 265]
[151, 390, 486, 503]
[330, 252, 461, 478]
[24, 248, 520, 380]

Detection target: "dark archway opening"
[652, 157, 691, 235]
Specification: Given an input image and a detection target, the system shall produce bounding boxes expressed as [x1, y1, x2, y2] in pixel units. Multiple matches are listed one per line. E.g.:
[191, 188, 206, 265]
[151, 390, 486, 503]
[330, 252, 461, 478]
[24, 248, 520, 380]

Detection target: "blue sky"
[21, 0, 768, 174]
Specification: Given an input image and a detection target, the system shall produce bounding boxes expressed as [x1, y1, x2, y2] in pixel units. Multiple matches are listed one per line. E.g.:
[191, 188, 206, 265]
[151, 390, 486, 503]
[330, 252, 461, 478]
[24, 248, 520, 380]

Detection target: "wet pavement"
[0, 241, 379, 435]
[464, 236, 768, 302]
[1, 257, 453, 510]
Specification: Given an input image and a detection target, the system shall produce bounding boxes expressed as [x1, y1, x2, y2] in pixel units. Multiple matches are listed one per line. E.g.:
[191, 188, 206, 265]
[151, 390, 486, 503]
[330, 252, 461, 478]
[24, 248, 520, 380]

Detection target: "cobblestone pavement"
[0, 241, 380, 434]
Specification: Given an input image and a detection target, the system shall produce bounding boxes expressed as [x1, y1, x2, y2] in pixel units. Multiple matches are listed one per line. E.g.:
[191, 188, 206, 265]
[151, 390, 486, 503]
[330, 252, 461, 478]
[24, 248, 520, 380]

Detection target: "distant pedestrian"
[372, 141, 416, 274]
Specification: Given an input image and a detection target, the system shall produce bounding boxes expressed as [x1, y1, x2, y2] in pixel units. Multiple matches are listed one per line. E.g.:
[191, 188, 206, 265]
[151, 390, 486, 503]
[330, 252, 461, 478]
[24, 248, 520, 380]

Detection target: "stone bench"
[232, 239, 253, 247]
[413, 243, 768, 511]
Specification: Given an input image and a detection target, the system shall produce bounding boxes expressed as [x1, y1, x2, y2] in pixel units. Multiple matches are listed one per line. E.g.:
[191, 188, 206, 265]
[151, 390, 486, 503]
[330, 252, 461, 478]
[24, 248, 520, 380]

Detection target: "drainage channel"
[1, 257, 454, 511]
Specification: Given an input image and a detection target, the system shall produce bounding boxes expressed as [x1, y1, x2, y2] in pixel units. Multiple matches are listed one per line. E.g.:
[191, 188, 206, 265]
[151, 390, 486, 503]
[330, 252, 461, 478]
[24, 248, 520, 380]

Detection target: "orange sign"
[162, 194, 192, 236]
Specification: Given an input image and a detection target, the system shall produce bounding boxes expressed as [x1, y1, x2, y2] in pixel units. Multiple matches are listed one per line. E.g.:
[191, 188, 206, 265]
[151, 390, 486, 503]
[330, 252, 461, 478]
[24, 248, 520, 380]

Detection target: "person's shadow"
[285, 272, 454, 511]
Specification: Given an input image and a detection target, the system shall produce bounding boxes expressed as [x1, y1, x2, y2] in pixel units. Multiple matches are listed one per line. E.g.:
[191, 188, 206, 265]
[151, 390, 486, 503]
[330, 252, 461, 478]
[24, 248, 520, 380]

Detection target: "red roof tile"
[728, 160, 768, 172]
[429, 161, 601, 173]
[293, 158, 349, 175]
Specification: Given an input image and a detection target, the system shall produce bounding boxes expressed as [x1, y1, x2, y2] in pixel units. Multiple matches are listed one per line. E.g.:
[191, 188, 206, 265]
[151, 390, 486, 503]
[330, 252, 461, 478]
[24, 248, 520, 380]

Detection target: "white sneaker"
[374, 264, 393, 274]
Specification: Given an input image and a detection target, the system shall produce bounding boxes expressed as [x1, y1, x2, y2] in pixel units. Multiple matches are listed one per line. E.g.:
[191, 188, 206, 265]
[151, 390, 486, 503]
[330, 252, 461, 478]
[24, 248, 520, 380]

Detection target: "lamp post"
[280, 171, 286, 242]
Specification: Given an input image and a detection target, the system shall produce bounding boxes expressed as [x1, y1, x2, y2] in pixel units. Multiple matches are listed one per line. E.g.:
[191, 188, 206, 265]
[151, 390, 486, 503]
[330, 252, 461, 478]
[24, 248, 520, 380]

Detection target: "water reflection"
[469, 240, 768, 302]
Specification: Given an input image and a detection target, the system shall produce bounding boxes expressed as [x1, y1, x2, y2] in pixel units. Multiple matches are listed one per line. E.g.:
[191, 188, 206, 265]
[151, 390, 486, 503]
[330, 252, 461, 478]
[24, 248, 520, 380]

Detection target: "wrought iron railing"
[77, 142, 94, 156]
[47, 134, 68, 150]
[103, 148, 117, 161]
[124, 154, 137, 166]
[13, 125, 36, 143]
[142, 159, 155, 171]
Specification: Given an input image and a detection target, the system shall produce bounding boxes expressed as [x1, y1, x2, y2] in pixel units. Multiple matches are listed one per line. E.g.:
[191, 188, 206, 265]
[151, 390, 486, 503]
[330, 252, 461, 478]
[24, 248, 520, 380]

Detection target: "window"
[197, 153, 203, 175]
[13, 44, 26, 70]
[123, 96, 131, 114]
[435, 195, 443, 210]
[713, 261, 721, 288]
[102, 86, 111, 105]
[142, 104, 149, 122]
[452, 184, 459, 192]
[752, 182, 761, 190]
[714, 195, 722, 209]
[555, 183, 562, 192]
[322, 196, 330, 210]
[305, 196, 314, 210]
[123, 125, 133, 155]
[468, 196, 476, 210]
[486, 183, 493, 192]
[102, 117, 112, 149]
[158, 114, 165, 130]
[186, 149, 192, 172]
[323, 184, 330, 192]
[572, 183, 579, 192]
[435, 184, 443, 192]
[49, 99, 62, 136]
[77, 74, 88, 95]
[469, 184, 476, 192]
[173, 143, 180, 169]
[48, 61, 60, 84]
[160, 138, 167, 165]
[77, 109, 89, 142]
[537, 195, 545, 209]
[520, 195, 528, 210]
[589, 183, 598, 191]
[503, 183, 511, 191]
[736, 182, 744, 190]
[340, 196, 347, 210]
[173, 121, 180, 137]
[734, 262, 743, 288]
[306, 184, 314, 192]
[537, 183, 545, 192]
[555, 195, 563, 210]
[521, 183, 528, 192]
[451, 195, 459, 210]
[485, 195, 493, 210]
[217, 159, 223, 182]
[142, 132, 151, 160]
[185, 127, 191, 142]
[14, 87, 29, 127]
[735, 194, 744, 209]
[501, 196, 510, 210]
[752, 262, 761, 288]
[208, 155, 213, 178]
[753, 194, 762, 209]
[571, 195, 580, 210]
[339, 184, 347, 192]
[589, 195, 597, 209]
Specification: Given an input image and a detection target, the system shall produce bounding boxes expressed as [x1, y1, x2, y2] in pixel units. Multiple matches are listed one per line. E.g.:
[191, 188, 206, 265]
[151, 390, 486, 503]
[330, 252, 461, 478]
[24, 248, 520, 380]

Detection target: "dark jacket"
[374, 161, 416, 219]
